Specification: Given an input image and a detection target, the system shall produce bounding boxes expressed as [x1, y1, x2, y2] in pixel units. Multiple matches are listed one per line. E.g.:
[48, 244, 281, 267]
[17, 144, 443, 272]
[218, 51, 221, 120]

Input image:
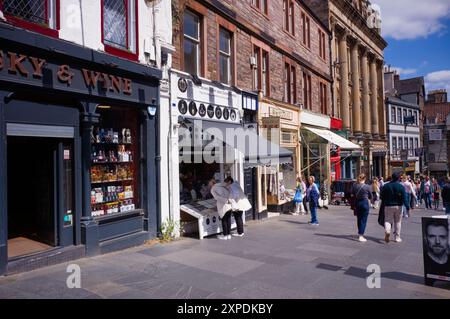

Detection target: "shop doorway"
[7, 136, 74, 259]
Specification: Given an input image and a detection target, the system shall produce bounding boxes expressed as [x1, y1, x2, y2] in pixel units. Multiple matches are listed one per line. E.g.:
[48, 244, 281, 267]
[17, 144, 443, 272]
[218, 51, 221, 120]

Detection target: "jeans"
[445, 203, 450, 215]
[403, 193, 411, 216]
[356, 199, 370, 235]
[310, 204, 318, 224]
[232, 211, 244, 234]
[221, 211, 232, 236]
[424, 193, 432, 209]
[384, 206, 403, 238]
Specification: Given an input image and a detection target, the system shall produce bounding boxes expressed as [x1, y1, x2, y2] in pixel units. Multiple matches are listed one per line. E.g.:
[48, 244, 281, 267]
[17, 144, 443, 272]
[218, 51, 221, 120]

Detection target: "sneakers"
[384, 232, 390, 243]
[232, 233, 244, 237]
[358, 236, 367, 242]
[308, 222, 319, 226]
[394, 236, 402, 243]
[217, 235, 229, 240]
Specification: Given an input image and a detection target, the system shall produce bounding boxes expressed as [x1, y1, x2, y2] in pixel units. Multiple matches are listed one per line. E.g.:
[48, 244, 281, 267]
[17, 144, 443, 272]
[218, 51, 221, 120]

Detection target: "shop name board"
[429, 129, 442, 141]
[0, 49, 157, 104]
[0, 51, 132, 95]
[269, 107, 293, 120]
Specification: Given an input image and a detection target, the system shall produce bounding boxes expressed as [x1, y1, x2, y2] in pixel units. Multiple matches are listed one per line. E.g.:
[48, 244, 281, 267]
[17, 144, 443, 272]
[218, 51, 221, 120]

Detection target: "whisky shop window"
[90, 106, 140, 218]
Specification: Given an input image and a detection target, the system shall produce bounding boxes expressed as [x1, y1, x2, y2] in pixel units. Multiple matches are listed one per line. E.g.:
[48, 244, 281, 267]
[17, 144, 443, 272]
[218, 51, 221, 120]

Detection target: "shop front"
[258, 100, 300, 213]
[300, 111, 360, 206]
[0, 27, 161, 275]
[170, 73, 290, 237]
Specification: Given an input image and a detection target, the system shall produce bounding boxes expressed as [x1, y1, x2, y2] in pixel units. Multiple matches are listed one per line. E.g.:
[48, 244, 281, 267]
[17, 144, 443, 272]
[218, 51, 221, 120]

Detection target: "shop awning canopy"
[303, 126, 361, 150]
[186, 119, 293, 166]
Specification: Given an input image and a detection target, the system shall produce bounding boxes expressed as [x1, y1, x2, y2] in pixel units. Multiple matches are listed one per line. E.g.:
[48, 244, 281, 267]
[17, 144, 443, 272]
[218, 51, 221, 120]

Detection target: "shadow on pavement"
[279, 219, 311, 225]
[314, 233, 385, 244]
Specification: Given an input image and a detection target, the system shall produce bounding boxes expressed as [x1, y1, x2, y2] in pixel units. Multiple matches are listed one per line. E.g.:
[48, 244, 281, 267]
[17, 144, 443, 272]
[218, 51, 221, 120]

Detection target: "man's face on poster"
[426, 225, 449, 258]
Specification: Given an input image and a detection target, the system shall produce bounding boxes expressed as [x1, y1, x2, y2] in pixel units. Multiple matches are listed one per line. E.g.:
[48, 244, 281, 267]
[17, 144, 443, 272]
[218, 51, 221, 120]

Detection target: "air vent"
[230, 109, 237, 121]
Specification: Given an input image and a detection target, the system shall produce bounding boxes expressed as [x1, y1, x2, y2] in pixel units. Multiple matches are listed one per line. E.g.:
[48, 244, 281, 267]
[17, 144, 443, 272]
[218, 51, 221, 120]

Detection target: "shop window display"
[90, 107, 139, 217]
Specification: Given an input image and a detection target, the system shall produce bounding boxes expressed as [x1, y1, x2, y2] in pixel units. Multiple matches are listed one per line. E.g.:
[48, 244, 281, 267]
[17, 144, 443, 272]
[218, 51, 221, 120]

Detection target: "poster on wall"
[429, 129, 442, 141]
[422, 217, 450, 285]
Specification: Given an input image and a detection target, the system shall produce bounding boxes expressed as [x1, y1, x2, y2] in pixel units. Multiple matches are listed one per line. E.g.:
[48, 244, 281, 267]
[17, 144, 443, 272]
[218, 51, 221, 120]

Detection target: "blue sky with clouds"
[374, 0, 450, 100]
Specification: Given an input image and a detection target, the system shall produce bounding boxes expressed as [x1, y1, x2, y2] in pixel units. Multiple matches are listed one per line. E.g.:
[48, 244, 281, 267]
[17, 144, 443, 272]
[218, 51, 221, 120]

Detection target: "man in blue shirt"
[380, 172, 409, 243]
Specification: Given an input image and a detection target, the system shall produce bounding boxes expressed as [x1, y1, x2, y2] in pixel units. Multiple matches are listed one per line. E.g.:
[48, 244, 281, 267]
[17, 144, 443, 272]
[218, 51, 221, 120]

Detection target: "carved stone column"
[361, 48, 371, 137]
[338, 30, 350, 131]
[370, 55, 379, 138]
[351, 40, 361, 136]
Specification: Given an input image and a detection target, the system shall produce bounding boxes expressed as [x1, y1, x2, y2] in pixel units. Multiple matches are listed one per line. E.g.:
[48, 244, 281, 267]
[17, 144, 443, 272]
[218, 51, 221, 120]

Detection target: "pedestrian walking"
[302, 175, 309, 215]
[351, 174, 373, 242]
[414, 179, 421, 207]
[371, 178, 380, 209]
[432, 178, 440, 210]
[380, 172, 409, 243]
[421, 176, 433, 210]
[442, 177, 450, 215]
[401, 176, 415, 218]
[210, 177, 234, 240]
[307, 176, 320, 225]
[229, 178, 252, 237]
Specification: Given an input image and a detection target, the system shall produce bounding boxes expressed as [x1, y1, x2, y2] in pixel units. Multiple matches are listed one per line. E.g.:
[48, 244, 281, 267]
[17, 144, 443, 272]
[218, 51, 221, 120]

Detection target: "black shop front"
[0, 26, 161, 275]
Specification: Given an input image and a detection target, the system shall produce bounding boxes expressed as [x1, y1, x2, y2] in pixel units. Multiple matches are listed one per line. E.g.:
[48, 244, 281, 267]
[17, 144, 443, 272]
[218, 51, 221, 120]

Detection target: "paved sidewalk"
[0, 205, 449, 299]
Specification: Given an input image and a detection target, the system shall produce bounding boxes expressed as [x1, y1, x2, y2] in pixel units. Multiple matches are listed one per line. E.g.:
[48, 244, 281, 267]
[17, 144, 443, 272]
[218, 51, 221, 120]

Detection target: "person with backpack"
[421, 176, 434, 210]
[307, 176, 320, 226]
[351, 174, 373, 242]
[380, 172, 409, 243]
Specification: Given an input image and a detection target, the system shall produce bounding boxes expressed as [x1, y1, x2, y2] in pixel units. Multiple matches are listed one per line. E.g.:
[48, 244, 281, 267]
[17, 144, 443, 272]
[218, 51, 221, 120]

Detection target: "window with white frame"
[391, 106, 396, 123]
[414, 111, 418, 125]
[183, 10, 201, 76]
[405, 138, 408, 154]
[397, 108, 402, 124]
[392, 136, 397, 155]
[415, 138, 419, 151]
[398, 137, 403, 151]
[219, 27, 232, 85]
[3, 0, 58, 30]
[103, 0, 137, 53]
[409, 137, 414, 156]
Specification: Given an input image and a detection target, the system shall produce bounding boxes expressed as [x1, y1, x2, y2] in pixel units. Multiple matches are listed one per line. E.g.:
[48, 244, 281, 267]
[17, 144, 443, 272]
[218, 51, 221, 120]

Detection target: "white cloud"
[373, 0, 450, 40]
[391, 67, 417, 76]
[425, 70, 450, 100]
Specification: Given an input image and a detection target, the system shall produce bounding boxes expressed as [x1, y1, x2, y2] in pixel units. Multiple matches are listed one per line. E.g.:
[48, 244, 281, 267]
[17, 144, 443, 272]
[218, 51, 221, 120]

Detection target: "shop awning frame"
[303, 126, 361, 150]
[184, 119, 293, 166]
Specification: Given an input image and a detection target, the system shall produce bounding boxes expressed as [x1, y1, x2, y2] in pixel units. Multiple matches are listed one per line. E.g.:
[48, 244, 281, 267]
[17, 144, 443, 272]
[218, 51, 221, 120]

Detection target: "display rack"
[90, 127, 137, 217]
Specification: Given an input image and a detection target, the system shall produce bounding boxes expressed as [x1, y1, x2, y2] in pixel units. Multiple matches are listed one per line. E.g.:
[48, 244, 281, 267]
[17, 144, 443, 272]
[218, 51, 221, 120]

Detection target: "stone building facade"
[303, 0, 388, 179]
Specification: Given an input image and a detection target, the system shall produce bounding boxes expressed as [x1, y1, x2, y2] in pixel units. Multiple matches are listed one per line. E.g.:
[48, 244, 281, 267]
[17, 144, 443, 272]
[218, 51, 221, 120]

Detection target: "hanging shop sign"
[0, 49, 157, 105]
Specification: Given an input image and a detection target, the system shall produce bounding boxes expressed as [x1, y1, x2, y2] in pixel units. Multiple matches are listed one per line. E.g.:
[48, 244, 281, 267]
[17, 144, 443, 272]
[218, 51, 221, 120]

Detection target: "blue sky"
[374, 0, 450, 100]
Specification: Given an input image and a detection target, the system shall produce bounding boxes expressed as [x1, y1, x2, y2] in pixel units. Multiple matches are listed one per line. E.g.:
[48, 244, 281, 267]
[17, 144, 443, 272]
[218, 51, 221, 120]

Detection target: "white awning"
[303, 126, 361, 150]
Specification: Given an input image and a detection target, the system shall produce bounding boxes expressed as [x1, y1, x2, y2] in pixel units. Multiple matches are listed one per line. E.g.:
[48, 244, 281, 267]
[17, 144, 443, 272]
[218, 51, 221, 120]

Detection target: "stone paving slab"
[0, 205, 449, 299]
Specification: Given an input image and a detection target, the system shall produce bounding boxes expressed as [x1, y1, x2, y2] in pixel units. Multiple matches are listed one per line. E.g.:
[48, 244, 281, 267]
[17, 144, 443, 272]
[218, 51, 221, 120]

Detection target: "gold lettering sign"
[1, 50, 133, 96]
[269, 107, 293, 120]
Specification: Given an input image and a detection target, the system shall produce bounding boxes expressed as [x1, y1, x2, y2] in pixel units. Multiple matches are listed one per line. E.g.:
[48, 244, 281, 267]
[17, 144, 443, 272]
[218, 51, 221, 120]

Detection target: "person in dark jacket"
[351, 174, 373, 242]
[442, 177, 450, 215]
[380, 172, 409, 243]
[307, 176, 320, 225]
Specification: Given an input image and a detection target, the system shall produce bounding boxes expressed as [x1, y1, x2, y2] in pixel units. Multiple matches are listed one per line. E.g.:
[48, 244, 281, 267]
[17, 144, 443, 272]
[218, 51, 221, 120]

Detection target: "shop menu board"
[181, 199, 243, 239]
[422, 216, 450, 285]
[90, 127, 136, 217]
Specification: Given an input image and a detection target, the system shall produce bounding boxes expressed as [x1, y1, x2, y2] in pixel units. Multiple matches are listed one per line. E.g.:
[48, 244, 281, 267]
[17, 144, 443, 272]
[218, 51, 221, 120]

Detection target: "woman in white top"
[401, 176, 416, 218]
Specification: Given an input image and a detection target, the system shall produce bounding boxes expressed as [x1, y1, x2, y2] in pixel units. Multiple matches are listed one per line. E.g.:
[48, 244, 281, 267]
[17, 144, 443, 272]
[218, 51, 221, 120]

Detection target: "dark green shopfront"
[0, 24, 161, 275]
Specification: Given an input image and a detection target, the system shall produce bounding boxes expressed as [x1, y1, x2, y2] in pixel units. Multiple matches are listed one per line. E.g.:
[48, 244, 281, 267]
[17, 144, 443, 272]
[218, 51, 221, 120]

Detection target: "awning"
[303, 126, 361, 150]
[186, 119, 293, 166]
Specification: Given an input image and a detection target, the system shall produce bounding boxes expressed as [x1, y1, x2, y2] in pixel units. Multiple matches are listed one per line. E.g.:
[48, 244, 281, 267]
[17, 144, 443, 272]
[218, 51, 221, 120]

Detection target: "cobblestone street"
[0, 205, 449, 299]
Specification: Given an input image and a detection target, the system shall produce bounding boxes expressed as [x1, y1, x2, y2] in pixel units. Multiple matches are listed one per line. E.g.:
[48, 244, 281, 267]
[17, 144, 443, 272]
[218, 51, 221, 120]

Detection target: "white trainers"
[232, 233, 244, 237]
[358, 236, 367, 242]
[395, 237, 403, 243]
[217, 235, 228, 240]
[227, 235, 232, 240]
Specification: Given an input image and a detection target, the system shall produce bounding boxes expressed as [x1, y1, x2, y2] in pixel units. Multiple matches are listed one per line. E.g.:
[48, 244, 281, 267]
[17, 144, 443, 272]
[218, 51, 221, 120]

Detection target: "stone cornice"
[332, 0, 388, 50]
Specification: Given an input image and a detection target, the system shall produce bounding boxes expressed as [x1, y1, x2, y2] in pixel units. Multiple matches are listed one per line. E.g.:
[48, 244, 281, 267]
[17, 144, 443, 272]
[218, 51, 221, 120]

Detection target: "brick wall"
[172, 0, 332, 115]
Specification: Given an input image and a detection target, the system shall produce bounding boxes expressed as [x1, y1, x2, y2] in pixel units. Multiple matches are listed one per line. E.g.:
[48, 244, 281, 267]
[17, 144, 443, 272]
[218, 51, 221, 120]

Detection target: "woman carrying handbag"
[351, 174, 372, 242]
